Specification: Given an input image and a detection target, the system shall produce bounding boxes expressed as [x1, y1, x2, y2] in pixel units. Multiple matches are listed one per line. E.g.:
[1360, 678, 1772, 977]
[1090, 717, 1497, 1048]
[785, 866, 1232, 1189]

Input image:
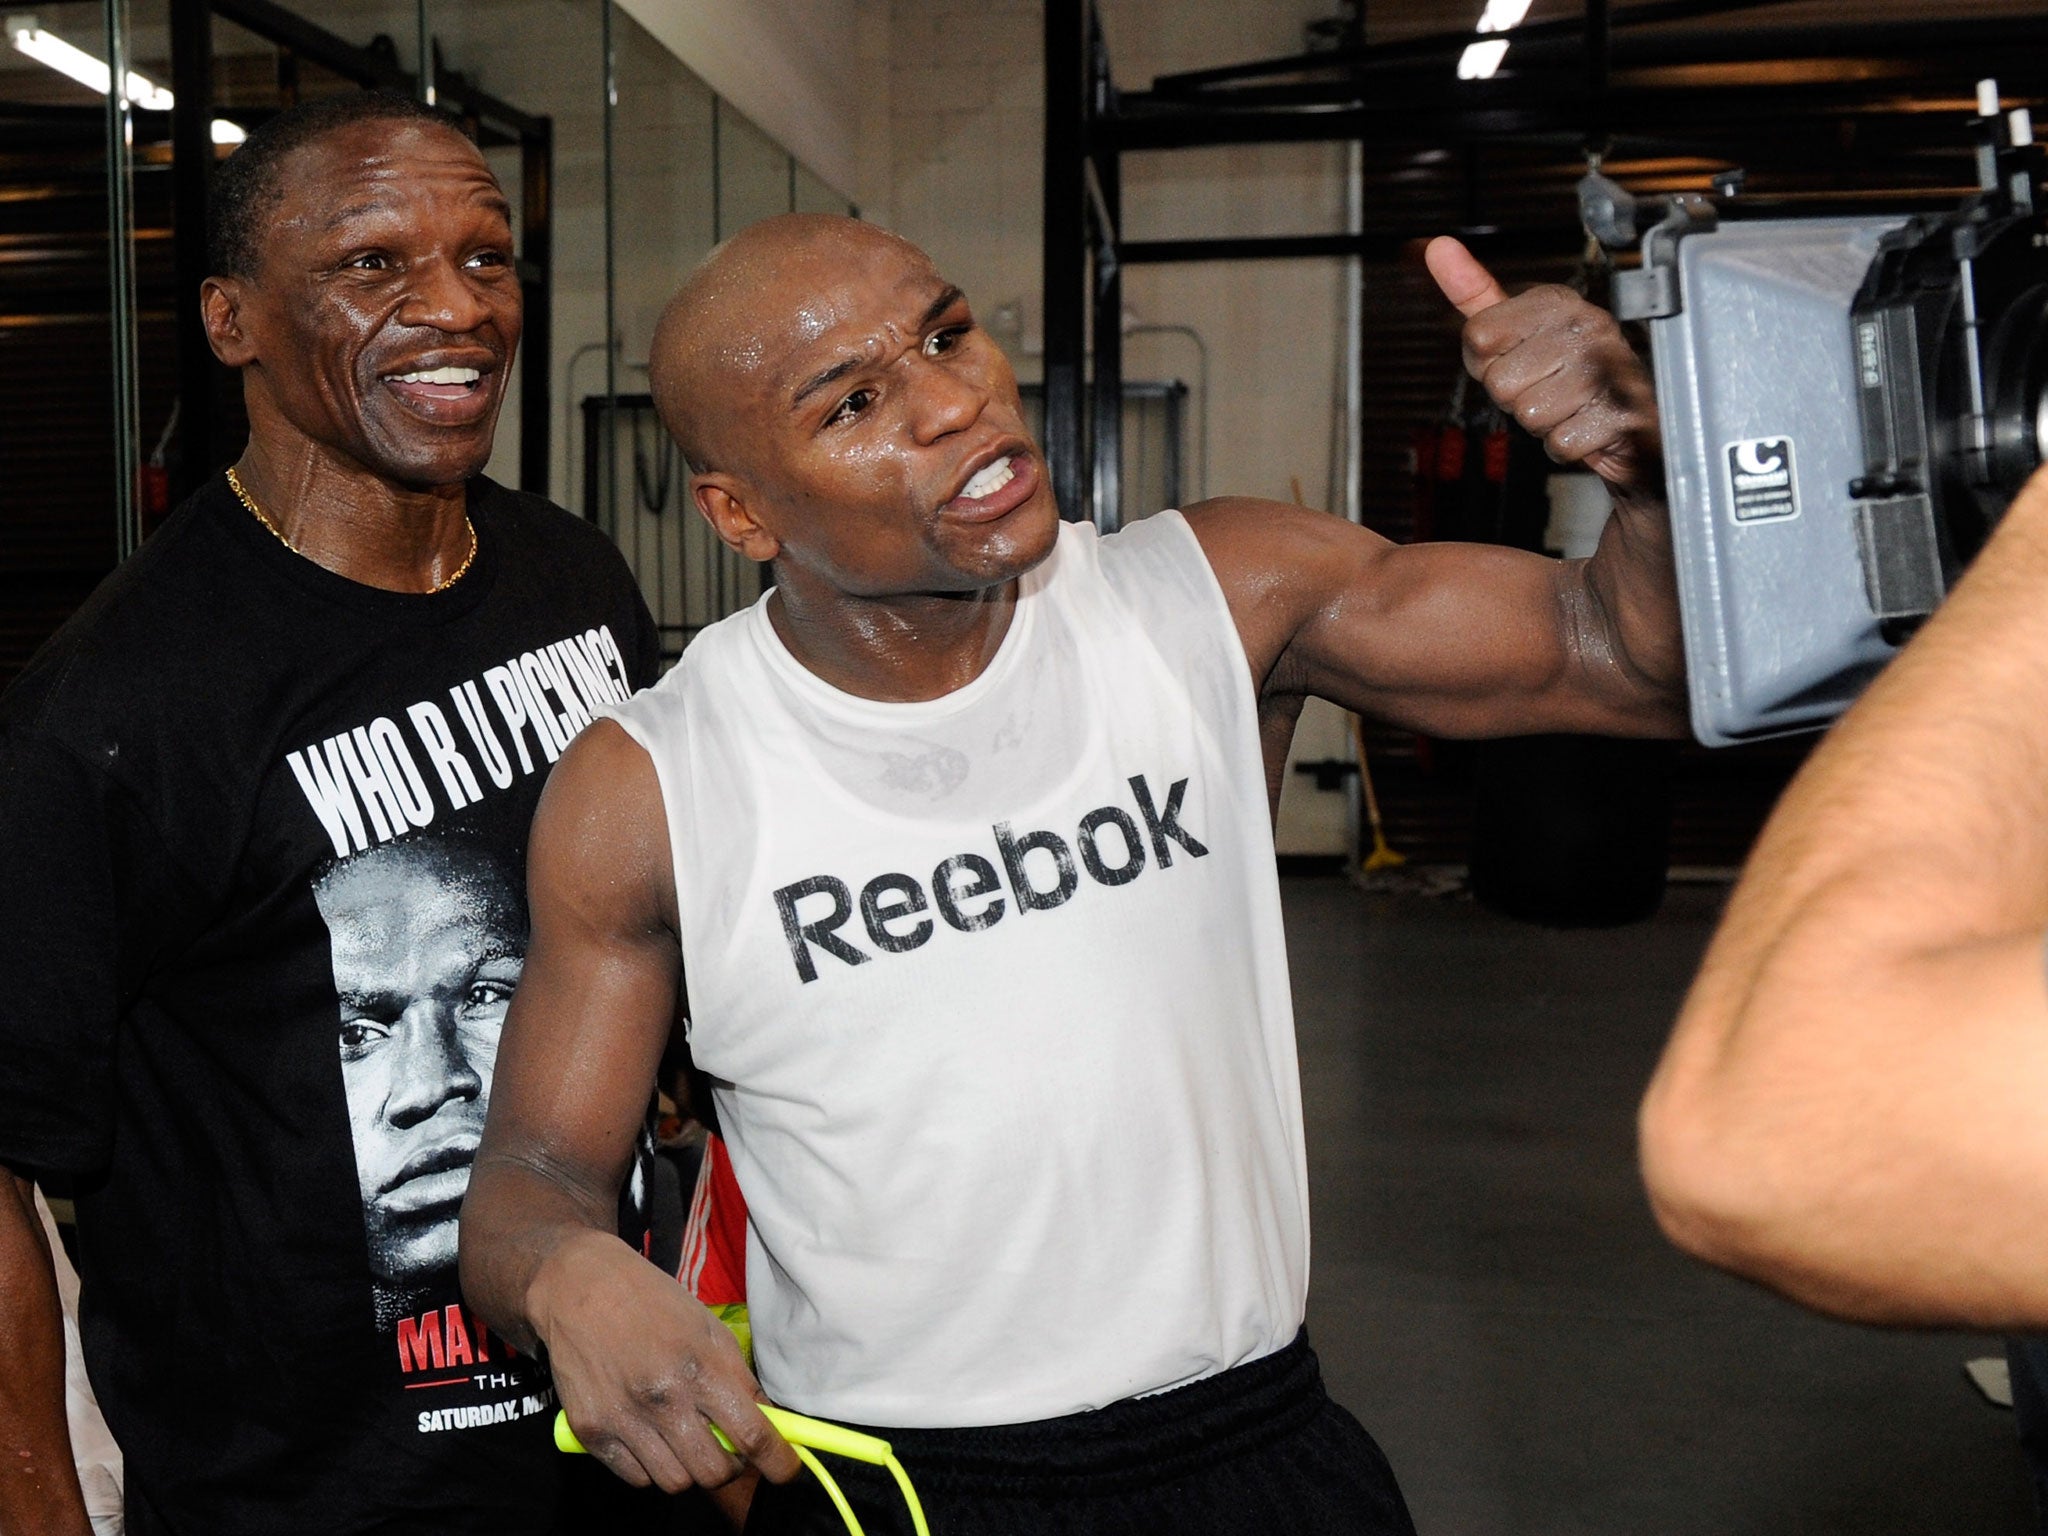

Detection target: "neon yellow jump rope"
[554, 1401, 930, 1536]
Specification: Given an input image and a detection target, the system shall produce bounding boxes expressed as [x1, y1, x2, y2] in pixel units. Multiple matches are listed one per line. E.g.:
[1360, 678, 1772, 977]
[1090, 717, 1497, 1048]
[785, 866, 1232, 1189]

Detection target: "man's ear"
[201, 276, 254, 368]
[691, 475, 781, 564]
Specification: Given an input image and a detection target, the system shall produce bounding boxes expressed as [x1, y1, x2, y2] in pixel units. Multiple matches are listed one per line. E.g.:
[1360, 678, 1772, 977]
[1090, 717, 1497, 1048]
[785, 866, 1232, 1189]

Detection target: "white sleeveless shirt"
[608, 512, 1309, 1427]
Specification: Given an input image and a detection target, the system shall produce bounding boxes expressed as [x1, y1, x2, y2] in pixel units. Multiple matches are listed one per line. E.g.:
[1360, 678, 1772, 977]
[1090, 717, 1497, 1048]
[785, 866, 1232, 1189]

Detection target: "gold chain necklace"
[226, 466, 478, 593]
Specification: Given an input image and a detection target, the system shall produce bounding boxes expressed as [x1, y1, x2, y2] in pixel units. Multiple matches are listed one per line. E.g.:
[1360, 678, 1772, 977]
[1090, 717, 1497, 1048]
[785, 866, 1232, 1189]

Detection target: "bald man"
[461, 214, 1684, 1534]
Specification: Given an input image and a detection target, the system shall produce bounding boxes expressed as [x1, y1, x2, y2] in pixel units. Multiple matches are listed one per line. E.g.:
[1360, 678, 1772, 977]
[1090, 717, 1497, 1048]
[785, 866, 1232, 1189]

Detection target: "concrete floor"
[1287, 876, 2035, 1536]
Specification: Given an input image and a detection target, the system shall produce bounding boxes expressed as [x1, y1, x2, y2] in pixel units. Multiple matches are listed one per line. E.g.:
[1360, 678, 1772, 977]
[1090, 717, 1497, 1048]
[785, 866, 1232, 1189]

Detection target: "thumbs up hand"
[1424, 235, 1662, 500]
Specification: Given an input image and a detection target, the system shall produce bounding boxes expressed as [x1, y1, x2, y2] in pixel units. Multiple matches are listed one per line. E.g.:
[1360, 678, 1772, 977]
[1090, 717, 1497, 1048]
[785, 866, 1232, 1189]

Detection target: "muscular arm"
[0, 1169, 92, 1536]
[1639, 465, 2048, 1327]
[1190, 237, 1685, 760]
[459, 721, 799, 1491]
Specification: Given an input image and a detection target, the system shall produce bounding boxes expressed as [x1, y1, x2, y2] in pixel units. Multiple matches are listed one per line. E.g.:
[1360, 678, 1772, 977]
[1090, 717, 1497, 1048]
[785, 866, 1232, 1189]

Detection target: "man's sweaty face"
[239, 120, 521, 488]
[731, 238, 1060, 595]
[322, 859, 521, 1287]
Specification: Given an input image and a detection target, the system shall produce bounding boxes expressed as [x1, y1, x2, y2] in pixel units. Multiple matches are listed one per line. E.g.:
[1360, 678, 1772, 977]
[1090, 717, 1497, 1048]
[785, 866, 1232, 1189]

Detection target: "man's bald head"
[649, 214, 942, 478]
[647, 212, 1054, 606]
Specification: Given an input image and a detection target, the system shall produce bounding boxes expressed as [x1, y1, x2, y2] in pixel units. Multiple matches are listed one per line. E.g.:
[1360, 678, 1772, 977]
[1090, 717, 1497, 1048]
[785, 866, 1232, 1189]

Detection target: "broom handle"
[1349, 713, 1390, 843]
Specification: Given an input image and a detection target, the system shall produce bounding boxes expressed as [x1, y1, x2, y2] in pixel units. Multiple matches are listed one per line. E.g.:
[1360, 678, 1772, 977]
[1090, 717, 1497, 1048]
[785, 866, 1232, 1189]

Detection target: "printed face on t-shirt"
[314, 837, 526, 1290]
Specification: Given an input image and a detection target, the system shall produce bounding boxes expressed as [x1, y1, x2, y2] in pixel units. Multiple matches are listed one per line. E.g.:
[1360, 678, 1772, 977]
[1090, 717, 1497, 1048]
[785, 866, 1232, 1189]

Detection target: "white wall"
[612, 0, 871, 204]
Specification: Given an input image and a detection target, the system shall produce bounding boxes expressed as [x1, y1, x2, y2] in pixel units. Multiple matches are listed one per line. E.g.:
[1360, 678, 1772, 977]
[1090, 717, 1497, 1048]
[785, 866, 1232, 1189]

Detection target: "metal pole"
[601, 1, 617, 533]
[1087, 10, 1120, 532]
[104, 0, 141, 561]
[168, 0, 213, 504]
[1586, 0, 1610, 143]
[1089, 157, 1121, 533]
[1343, 137, 1365, 857]
[1042, 0, 1089, 521]
[520, 120, 553, 496]
[1343, 140, 1363, 530]
[415, 0, 433, 105]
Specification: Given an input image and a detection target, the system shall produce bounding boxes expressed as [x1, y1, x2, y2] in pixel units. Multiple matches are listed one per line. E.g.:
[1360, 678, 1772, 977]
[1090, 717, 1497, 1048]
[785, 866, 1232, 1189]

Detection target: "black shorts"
[743, 1329, 1416, 1536]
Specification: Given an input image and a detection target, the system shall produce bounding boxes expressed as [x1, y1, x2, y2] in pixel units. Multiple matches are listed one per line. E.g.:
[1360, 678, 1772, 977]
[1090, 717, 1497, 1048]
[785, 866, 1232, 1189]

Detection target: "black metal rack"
[581, 393, 765, 663]
[1041, 0, 2048, 530]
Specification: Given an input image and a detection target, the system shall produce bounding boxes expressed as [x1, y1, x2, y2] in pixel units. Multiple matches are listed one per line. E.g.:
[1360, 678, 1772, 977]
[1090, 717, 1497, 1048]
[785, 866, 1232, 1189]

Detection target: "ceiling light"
[8, 14, 249, 145]
[7, 14, 172, 108]
[1457, 0, 1527, 81]
[1476, 0, 1533, 32]
[1458, 39, 1510, 80]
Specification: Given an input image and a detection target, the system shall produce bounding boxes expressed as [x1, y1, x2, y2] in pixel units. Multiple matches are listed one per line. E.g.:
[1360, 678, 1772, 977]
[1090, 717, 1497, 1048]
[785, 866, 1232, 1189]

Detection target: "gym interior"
[4, 0, 2046, 1529]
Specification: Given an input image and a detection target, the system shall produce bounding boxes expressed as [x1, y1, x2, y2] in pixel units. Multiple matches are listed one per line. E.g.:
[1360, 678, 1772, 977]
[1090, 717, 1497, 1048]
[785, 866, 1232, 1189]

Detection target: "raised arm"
[1639, 466, 2048, 1327]
[0, 1169, 92, 1536]
[1189, 237, 1685, 743]
[459, 720, 799, 1491]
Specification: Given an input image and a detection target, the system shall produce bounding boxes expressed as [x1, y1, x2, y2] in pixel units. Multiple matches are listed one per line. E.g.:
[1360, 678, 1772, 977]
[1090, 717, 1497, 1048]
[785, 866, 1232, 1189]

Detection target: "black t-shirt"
[0, 476, 661, 1534]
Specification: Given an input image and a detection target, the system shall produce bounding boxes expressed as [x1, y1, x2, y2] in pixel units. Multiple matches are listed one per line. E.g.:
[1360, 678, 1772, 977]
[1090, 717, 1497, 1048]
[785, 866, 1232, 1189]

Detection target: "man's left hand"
[1424, 236, 1662, 502]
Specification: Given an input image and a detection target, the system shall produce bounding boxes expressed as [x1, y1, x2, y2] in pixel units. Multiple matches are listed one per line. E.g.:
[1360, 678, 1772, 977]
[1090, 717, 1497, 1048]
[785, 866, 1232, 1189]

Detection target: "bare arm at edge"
[459, 720, 800, 1492]
[1640, 463, 2048, 1327]
[1187, 237, 1686, 795]
[0, 1169, 92, 1536]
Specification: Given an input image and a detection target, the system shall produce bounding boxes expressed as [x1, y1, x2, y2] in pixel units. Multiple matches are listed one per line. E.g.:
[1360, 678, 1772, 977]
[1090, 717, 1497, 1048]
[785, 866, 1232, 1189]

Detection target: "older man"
[461, 213, 1684, 1534]
[0, 94, 665, 1535]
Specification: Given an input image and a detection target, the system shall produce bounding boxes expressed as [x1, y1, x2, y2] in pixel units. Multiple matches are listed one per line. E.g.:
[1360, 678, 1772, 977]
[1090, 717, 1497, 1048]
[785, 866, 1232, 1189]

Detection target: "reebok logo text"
[772, 772, 1209, 984]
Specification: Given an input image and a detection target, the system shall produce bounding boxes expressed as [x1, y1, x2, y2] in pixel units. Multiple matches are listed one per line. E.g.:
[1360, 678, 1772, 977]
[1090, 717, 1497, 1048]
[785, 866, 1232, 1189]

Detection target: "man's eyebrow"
[335, 987, 402, 1017]
[918, 284, 967, 330]
[789, 285, 970, 412]
[792, 355, 865, 411]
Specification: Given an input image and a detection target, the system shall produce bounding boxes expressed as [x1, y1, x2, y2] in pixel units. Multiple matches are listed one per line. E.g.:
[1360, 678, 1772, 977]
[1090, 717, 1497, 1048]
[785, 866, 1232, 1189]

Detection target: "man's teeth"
[961, 456, 1016, 500]
[390, 366, 481, 385]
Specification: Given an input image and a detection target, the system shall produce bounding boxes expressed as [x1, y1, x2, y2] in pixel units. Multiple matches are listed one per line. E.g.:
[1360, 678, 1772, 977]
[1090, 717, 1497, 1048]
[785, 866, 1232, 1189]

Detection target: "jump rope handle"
[555, 1403, 930, 1536]
[553, 1403, 892, 1464]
